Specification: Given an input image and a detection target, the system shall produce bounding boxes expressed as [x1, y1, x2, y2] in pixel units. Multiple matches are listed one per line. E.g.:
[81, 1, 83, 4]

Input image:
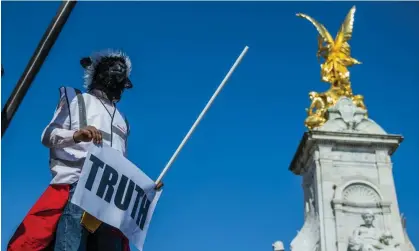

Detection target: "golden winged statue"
[297, 6, 367, 130]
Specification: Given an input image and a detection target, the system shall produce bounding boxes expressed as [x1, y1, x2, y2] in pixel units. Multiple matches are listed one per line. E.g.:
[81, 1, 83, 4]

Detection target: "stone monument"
[272, 6, 416, 251]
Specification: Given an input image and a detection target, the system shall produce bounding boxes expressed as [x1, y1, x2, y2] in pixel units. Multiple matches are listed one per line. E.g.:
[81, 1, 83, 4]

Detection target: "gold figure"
[304, 92, 329, 129]
[297, 6, 367, 130]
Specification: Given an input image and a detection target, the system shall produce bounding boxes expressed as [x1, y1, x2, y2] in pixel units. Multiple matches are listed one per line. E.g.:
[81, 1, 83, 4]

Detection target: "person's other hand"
[155, 181, 164, 191]
[73, 126, 102, 144]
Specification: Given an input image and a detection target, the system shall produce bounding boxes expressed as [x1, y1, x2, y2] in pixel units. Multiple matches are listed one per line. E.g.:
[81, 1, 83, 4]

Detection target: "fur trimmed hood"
[80, 49, 132, 90]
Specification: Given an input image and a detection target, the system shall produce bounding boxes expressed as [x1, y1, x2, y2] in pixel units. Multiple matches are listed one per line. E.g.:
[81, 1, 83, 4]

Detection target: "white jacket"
[41, 87, 130, 185]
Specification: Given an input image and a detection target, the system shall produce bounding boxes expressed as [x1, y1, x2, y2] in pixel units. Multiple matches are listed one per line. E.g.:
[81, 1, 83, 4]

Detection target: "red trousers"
[7, 184, 130, 251]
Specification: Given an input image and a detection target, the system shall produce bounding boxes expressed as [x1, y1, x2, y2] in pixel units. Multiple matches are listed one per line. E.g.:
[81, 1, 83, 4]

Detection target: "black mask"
[80, 52, 133, 102]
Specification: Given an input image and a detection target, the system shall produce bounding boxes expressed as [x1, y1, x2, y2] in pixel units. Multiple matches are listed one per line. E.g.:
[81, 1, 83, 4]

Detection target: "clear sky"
[2, 2, 418, 251]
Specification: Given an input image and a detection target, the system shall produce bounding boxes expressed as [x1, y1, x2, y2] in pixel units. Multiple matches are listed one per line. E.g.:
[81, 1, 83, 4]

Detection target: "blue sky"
[2, 2, 418, 251]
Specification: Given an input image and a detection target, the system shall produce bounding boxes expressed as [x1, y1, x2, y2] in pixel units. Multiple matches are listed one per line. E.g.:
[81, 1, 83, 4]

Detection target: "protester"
[8, 49, 162, 251]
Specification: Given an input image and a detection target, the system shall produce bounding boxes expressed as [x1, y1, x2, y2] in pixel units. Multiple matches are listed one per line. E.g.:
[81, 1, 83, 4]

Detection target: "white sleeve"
[41, 95, 78, 148]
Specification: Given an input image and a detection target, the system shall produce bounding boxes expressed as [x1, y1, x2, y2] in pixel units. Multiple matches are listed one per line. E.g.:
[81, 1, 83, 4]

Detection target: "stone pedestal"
[273, 97, 416, 251]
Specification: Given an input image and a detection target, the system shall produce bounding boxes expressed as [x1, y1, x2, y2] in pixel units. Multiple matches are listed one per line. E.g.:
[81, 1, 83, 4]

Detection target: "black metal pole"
[1, 0, 77, 138]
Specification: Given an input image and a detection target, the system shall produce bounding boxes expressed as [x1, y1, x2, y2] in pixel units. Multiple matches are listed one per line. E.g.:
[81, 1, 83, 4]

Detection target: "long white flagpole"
[155, 46, 249, 185]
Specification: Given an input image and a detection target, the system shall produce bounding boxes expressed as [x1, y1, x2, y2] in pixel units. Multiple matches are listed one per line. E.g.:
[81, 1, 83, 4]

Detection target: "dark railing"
[1, 0, 77, 137]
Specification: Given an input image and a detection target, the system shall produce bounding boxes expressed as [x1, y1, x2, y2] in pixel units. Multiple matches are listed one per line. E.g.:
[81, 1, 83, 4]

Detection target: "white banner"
[71, 144, 162, 251]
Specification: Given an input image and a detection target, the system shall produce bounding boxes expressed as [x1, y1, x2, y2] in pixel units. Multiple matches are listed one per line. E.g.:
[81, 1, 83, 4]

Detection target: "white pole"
[155, 46, 249, 185]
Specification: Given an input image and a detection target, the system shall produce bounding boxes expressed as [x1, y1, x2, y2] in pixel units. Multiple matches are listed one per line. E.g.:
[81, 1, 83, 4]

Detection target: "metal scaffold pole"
[1, 0, 77, 138]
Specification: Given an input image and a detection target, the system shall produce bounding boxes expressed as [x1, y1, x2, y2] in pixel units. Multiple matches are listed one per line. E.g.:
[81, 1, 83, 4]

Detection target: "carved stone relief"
[347, 211, 400, 251]
[316, 97, 387, 134]
[289, 212, 320, 251]
[291, 171, 320, 251]
[302, 168, 317, 216]
[333, 181, 389, 214]
[332, 181, 399, 251]
[342, 183, 381, 204]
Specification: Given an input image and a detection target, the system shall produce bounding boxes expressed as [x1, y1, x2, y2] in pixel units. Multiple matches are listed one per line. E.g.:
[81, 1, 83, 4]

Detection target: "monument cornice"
[289, 131, 403, 175]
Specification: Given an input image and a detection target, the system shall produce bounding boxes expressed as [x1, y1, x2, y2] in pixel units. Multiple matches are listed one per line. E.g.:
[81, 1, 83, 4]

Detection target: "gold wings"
[296, 13, 334, 46]
[297, 6, 356, 49]
[334, 6, 356, 49]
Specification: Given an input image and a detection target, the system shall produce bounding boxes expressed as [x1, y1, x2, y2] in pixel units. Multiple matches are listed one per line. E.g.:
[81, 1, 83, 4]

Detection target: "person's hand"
[155, 181, 164, 191]
[73, 126, 102, 144]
